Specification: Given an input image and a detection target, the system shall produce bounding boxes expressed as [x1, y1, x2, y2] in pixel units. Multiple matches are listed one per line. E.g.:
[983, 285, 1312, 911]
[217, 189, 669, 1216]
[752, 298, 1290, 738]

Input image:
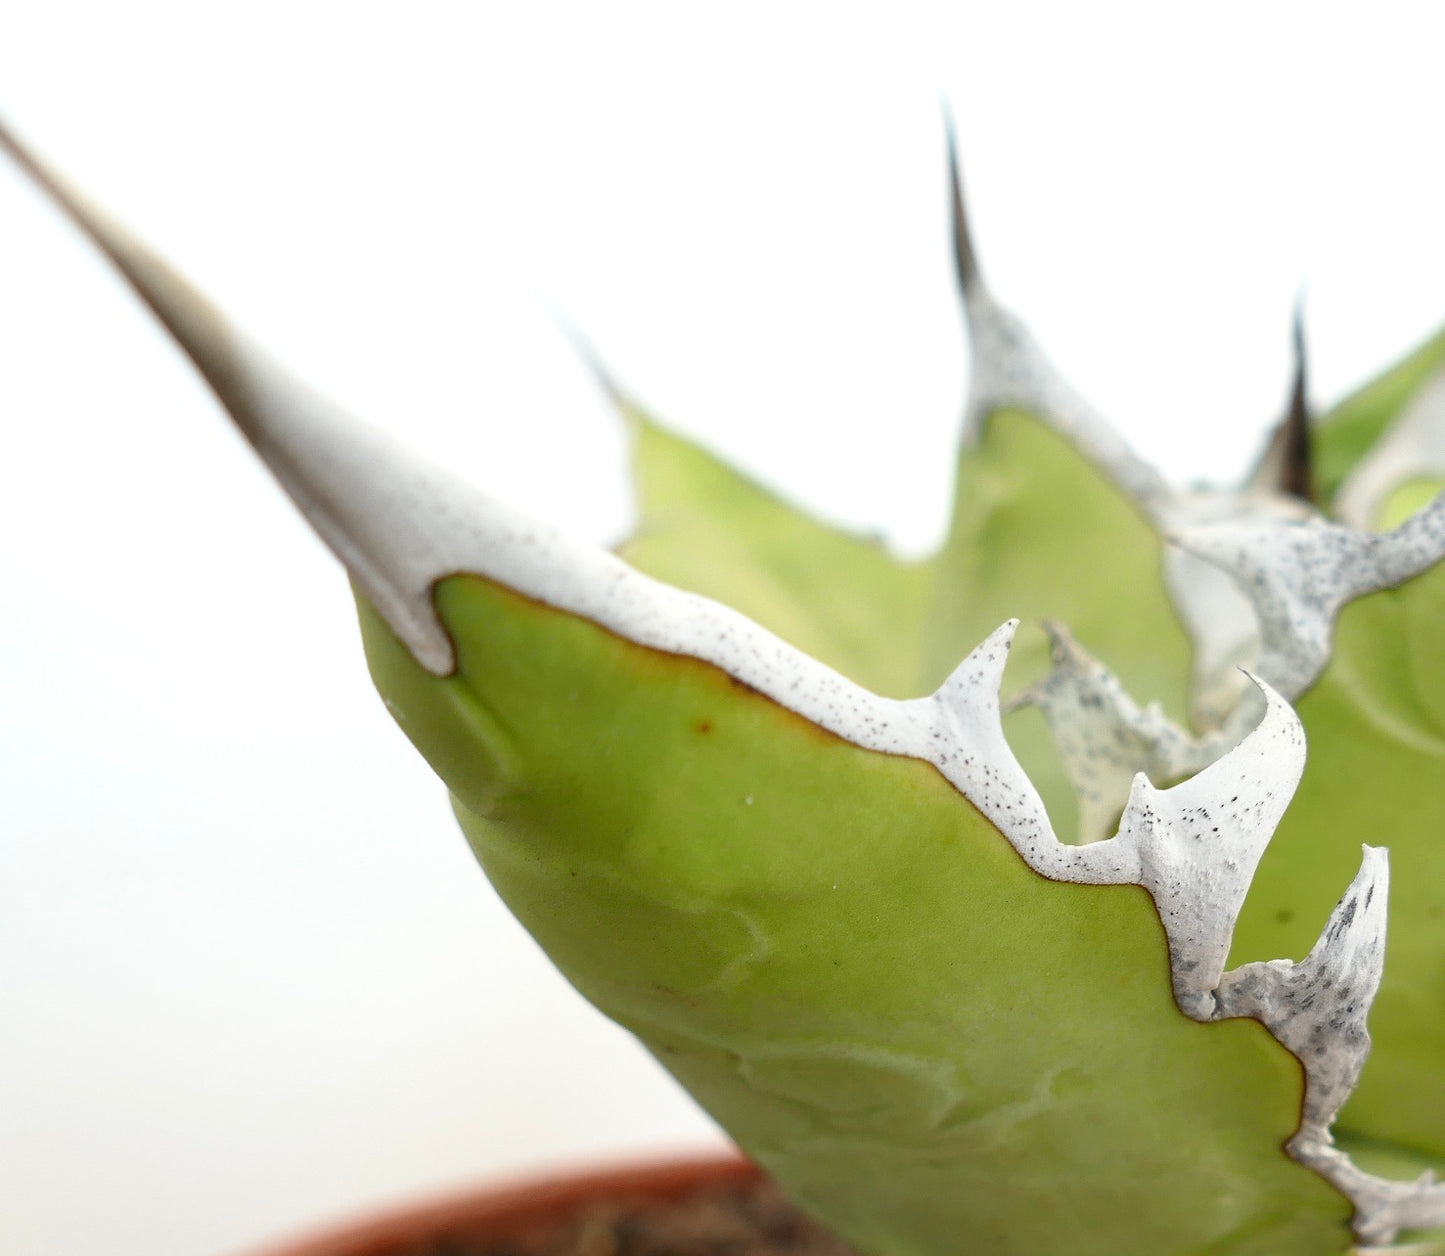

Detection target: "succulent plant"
[5, 115, 1444, 1256]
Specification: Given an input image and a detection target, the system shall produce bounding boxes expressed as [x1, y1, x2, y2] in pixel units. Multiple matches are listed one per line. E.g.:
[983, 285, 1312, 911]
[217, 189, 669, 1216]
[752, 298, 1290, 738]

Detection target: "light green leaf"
[619, 400, 1193, 840]
[359, 574, 1349, 1256]
[618, 402, 934, 700]
[923, 408, 1193, 836]
[924, 408, 1189, 717]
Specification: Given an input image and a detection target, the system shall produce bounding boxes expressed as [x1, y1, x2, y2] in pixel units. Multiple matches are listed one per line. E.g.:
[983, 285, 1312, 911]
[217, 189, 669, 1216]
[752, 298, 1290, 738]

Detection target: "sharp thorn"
[1281, 297, 1316, 502]
[942, 100, 982, 296]
[1244, 298, 1316, 502]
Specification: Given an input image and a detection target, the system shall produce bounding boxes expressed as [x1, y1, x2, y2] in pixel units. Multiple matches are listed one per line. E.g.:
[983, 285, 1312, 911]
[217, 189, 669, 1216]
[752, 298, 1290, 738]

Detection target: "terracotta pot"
[248, 1154, 762, 1256]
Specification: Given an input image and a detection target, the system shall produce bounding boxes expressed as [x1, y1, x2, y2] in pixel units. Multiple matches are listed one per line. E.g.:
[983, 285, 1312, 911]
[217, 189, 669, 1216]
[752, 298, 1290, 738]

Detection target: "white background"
[2, 5, 1444, 1255]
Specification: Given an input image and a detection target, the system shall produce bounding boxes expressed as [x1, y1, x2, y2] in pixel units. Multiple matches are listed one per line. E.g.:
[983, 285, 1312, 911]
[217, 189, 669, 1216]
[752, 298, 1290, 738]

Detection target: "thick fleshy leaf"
[1315, 323, 1445, 515]
[618, 397, 1194, 840]
[617, 401, 935, 700]
[1230, 553, 1445, 1161]
[359, 573, 1349, 1256]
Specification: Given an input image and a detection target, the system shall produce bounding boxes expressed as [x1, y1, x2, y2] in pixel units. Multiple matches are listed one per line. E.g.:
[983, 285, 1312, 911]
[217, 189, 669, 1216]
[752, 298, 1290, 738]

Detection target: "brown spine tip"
[1247, 301, 1315, 503]
[1279, 302, 1316, 503]
[942, 102, 981, 296]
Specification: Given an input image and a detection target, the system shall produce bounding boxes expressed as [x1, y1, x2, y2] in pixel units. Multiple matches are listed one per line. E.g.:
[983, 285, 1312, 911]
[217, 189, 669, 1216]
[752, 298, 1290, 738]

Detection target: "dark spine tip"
[1280, 300, 1315, 503]
[1245, 300, 1316, 503]
[942, 101, 981, 296]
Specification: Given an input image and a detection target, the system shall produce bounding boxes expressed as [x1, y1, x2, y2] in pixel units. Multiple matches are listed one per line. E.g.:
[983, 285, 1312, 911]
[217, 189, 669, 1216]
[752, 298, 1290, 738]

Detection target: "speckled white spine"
[1176, 495, 1445, 702]
[7, 119, 1444, 1247]
[1009, 621, 1233, 843]
[953, 182, 1445, 735]
[958, 281, 1177, 522]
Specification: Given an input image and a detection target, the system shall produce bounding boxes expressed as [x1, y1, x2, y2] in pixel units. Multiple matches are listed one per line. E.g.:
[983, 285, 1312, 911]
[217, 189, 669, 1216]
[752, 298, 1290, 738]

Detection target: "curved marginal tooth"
[915, 624, 1150, 889]
[927, 618, 1022, 781]
[932, 618, 1019, 720]
[1112, 678, 1305, 1020]
[1335, 366, 1445, 530]
[1172, 493, 1445, 700]
[1011, 622, 1228, 842]
[1290, 846, 1389, 1135]
[1213, 848, 1434, 1246]
[1215, 847, 1388, 1131]
[917, 621, 1064, 869]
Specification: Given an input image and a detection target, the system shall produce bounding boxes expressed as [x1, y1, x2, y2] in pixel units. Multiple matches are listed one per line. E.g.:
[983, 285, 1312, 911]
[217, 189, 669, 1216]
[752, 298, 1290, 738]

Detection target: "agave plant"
[4, 115, 1444, 1256]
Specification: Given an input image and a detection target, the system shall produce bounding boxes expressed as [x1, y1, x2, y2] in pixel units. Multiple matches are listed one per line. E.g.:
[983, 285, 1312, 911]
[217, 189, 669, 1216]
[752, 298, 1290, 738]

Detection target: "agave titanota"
[4, 115, 1444, 1255]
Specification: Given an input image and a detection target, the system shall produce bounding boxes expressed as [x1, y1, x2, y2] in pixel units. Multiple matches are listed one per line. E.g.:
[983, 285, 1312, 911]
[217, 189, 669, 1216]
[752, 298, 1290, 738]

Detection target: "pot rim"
[241, 1151, 757, 1256]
